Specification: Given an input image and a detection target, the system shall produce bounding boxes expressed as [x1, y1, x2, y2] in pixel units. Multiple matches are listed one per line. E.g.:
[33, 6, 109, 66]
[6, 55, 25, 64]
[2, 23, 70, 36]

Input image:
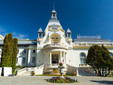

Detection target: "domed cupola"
[38, 28, 43, 38]
[51, 9, 57, 20]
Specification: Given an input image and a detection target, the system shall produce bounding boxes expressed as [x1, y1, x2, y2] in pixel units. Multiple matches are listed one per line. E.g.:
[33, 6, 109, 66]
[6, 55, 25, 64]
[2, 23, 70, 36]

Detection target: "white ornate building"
[0, 9, 113, 74]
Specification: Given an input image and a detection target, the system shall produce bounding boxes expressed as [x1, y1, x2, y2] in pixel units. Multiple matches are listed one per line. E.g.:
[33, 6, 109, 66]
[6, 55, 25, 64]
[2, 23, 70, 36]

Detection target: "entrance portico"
[43, 49, 67, 68]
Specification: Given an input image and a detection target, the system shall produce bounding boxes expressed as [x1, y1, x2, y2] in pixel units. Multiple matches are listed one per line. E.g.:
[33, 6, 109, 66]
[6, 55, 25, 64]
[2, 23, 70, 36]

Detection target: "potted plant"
[59, 62, 63, 66]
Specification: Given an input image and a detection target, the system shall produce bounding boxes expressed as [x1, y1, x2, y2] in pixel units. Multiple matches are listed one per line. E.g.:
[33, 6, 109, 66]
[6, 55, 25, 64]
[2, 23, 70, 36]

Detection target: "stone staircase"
[17, 64, 44, 76]
[17, 67, 33, 76]
[18, 71, 32, 76]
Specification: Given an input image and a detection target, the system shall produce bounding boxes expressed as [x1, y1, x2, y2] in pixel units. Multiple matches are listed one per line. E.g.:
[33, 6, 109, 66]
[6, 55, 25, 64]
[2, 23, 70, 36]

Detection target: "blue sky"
[0, 0, 113, 41]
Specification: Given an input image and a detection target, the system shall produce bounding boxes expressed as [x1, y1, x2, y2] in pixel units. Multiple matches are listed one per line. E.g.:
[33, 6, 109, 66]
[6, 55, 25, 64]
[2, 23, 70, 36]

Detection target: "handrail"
[17, 67, 27, 75]
[34, 64, 44, 71]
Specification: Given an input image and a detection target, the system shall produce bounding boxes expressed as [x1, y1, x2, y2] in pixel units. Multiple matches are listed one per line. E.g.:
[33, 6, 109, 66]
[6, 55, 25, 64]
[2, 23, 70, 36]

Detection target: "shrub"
[53, 69, 59, 73]
[16, 65, 24, 69]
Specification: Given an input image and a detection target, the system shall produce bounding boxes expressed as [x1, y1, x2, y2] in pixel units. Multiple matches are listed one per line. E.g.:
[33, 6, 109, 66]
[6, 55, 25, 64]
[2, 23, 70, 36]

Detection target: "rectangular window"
[22, 57, 25, 64]
[24, 49, 26, 53]
[52, 54, 59, 64]
[32, 57, 35, 63]
[16, 58, 18, 63]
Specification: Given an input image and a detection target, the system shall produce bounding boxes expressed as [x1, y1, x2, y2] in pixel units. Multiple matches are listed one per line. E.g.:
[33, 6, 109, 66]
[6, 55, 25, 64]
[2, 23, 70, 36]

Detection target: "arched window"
[50, 34, 60, 44]
[110, 52, 113, 58]
[80, 52, 86, 64]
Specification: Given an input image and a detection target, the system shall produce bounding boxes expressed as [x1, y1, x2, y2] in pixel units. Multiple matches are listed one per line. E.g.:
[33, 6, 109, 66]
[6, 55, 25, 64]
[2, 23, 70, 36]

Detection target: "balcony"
[43, 44, 67, 49]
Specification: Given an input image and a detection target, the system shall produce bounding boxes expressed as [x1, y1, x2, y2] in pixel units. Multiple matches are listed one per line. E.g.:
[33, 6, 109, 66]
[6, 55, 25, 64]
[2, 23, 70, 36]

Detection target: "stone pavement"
[0, 76, 112, 85]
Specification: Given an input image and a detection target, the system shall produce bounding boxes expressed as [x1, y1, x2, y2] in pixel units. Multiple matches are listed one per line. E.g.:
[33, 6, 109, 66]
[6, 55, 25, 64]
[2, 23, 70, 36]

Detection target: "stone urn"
[58, 66, 65, 78]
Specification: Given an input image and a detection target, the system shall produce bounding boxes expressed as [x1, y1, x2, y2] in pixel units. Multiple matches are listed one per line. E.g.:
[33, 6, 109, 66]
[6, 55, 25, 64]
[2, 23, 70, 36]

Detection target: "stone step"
[18, 71, 32, 76]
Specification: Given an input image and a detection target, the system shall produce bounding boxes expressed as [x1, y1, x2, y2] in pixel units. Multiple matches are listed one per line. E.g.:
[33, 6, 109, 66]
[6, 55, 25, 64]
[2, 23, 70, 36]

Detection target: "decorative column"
[60, 51, 62, 62]
[63, 52, 65, 63]
[70, 33, 71, 38]
[67, 33, 68, 38]
[38, 33, 39, 38]
[27, 49, 31, 65]
[65, 52, 66, 64]
[50, 51, 52, 64]
[75, 67, 80, 76]
[42, 52, 45, 64]
[46, 52, 48, 64]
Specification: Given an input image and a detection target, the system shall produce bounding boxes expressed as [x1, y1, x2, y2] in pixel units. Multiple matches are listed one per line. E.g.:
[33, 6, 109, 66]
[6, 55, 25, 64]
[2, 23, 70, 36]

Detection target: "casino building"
[0, 9, 113, 75]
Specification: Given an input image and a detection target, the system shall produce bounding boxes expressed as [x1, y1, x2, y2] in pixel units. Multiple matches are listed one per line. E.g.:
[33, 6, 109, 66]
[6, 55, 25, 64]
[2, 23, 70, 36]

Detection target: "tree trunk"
[105, 70, 110, 76]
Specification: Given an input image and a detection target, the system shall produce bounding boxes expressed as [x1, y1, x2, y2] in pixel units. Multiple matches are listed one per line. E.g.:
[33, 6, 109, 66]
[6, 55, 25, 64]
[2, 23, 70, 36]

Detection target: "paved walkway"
[0, 76, 112, 85]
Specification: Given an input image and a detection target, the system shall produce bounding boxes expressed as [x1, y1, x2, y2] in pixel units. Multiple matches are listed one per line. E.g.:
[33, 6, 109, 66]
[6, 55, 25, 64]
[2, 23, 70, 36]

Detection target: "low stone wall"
[79, 67, 94, 74]
[66, 65, 76, 75]
[34, 64, 44, 75]
[66, 65, 94, 75]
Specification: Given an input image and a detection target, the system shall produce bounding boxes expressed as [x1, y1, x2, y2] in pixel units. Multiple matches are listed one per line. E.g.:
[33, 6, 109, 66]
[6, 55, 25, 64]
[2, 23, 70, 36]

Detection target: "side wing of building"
[0, 39, 37, 66]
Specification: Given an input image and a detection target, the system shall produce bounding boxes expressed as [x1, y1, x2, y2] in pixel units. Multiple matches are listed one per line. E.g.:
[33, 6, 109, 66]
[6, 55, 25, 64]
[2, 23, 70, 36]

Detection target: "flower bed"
[47, 77, 77, 83]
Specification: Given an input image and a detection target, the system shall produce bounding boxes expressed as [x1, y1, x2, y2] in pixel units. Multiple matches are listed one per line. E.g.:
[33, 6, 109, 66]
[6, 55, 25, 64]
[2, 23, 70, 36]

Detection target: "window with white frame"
[16, 58, 18, 63]
[32, 57, 35, 63]
[23, 49, 26, 53]
[80, 52, 86, 64]
[22, 57, 25, 64]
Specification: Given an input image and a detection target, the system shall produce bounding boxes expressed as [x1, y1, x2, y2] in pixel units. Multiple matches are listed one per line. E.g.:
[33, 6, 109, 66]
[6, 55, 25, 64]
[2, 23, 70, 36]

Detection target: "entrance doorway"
[52, 54, 59, 64]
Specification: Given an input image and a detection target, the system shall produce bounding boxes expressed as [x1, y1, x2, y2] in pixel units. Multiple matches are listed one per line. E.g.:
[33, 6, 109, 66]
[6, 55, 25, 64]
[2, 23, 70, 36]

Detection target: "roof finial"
[53, 0, 55, 10]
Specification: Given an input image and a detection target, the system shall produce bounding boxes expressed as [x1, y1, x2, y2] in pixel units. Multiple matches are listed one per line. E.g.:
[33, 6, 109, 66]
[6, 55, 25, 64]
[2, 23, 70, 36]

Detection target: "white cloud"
[0, 26, 29, 39]
[1, 32, 29, 39]
[12, 32, 29, 39]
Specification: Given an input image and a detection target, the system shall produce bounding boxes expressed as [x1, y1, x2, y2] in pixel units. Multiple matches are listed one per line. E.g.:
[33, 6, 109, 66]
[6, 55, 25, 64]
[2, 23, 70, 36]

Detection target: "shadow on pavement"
[90, 80, 113, 85]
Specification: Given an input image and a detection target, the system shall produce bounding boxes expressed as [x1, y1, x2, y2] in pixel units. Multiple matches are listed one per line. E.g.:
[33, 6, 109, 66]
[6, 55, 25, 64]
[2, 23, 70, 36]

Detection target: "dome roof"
[52, 10, 56, 13]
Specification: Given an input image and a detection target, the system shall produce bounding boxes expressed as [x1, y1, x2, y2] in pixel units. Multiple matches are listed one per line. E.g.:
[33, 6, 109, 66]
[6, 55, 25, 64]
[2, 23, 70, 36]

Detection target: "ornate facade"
[0, 9, 113, 74]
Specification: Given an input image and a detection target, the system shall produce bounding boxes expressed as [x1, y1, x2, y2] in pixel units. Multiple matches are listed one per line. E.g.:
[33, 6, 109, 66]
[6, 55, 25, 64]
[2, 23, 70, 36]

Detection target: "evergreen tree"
[86, 45, 113, 76]
[7, 33, 13, 67]
[1, 33, 18, 72]
[1, 35, 9, 67]
[12, 38, 18, 73]
[1, 34, 13, 67]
